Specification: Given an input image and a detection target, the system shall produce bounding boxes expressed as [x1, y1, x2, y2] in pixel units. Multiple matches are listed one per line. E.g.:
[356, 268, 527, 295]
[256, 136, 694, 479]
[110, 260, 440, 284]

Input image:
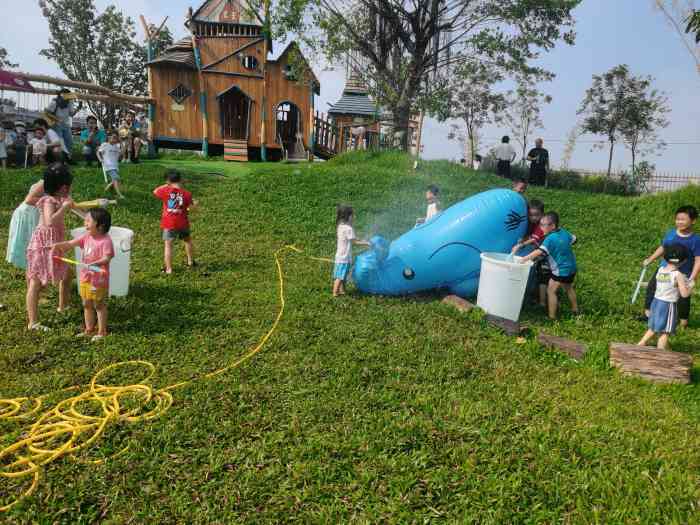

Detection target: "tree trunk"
[631, 143, 636, 174]
[392, 102, 412, 152]
[607, 139, 615, 178]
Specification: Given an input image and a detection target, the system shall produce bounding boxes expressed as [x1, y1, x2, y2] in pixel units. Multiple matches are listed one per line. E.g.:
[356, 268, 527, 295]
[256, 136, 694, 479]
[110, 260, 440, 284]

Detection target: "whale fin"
[505, 210, 527, 231]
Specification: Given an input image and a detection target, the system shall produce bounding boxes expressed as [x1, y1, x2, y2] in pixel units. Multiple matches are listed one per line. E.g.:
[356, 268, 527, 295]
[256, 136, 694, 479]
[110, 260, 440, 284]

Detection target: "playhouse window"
[241, 55, 259, 71]
[168, 84, 192, 105]
[277, 103, 292, 121]
[284, 65, 297, 81]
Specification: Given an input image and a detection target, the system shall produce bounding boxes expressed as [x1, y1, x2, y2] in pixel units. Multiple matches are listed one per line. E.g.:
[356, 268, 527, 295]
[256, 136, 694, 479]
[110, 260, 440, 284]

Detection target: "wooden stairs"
[224, 140, 248, 162]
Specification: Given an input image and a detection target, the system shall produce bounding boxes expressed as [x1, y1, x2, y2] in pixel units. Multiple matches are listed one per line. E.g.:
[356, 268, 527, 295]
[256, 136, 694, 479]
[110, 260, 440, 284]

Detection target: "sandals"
[29, 323, 51, 332]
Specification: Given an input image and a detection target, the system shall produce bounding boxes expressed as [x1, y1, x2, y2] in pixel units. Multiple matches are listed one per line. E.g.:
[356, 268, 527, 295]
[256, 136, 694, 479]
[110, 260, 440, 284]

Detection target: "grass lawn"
[1, 151, 700, 523]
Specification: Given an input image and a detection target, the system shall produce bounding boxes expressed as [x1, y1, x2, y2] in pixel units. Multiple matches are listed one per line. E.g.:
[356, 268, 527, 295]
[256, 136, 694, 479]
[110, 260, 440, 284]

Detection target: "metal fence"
[575, 169, 700, 194]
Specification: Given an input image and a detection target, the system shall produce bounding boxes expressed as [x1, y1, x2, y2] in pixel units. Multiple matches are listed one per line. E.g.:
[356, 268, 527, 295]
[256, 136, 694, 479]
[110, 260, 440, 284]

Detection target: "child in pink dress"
[25, 163, 74, 331]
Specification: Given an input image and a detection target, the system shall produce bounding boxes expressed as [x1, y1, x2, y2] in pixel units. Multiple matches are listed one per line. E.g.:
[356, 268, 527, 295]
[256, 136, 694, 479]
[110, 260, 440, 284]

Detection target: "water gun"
[53, 256, 106, 274]
[73, 199, 117, 210]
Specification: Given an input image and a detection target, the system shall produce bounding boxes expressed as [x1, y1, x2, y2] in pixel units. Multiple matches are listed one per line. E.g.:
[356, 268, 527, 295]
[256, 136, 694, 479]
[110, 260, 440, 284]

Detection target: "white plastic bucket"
[476, 252, 533, 322]
[71, 227, 134, 297]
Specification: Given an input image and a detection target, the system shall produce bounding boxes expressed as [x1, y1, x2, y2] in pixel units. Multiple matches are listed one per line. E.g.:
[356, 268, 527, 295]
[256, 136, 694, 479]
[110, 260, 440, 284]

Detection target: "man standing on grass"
[527, 138, 550, 186]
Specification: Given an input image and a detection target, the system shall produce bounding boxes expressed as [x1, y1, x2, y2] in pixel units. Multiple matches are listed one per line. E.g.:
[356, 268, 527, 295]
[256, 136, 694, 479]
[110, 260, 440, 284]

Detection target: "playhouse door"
[220, 88, 250, 141]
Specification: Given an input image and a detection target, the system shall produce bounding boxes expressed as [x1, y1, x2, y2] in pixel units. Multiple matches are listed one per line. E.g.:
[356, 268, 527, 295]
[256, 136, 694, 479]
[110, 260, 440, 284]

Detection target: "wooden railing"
[312, 111, 394, 159]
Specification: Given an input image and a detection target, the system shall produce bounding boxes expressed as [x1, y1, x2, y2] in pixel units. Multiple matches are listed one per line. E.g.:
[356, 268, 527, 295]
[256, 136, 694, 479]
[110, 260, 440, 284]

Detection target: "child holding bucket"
[638, 244, 691, 350]
[333, 205, 370, 297]
[52, 209, 114, 341]
[520, 211, 578, 319]
[153, 170, 197, 274]
[25, 163, 75, 331]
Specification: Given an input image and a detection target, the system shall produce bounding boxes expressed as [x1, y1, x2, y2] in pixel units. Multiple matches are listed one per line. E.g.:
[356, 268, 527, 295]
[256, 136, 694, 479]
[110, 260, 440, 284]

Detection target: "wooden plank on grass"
[538, 333, 588, 360]
[442, 295, 475, 313]
[484, 314, 522, 337]
[609, 342, 692, 385]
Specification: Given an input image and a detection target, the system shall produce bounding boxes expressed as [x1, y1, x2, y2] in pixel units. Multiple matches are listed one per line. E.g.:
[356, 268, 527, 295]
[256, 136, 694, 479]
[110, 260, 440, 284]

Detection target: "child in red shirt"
[53, 208, 114, 341]
[153, 170, 197, 274]
[511, 199, 547, 306]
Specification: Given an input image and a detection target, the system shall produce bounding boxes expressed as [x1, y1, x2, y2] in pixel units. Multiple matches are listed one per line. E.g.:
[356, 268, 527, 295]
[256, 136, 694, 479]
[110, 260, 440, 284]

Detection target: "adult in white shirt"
[494, 135, 516, 179]
[47, 89, 82, 161]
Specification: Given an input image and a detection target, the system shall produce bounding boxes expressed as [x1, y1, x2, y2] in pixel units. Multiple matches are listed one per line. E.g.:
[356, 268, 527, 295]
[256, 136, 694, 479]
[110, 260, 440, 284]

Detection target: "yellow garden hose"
[0, 245, 329, 512]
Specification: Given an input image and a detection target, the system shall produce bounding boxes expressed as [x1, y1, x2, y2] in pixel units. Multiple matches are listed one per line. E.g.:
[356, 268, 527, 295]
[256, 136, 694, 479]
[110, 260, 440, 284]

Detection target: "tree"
[39, 0, 173, 129]
[578, 65, 669, 178]
[260, 0, 579, 151]
[686, 9, 700, 42]
[654, 1, 700, 73]
[559, 124, 580, 170]
[0, 46, 18, 70]
[619, 81, 670, 172]
[437, 62, 506, 166]
[501, 78, 552, 165]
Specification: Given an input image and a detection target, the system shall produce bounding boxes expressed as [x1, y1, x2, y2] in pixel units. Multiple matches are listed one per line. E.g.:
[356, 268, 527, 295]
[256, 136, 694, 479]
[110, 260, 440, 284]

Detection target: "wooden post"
[260, 0, 270, 161]
[484, 314, 523, 337]
[538, 333, 588, 361]
[189, 15, 209, 157]
[309, 90, 315, 161]
[609, 343, 692, 384]
[140, 16, 157, 158]
[414, 110, 425, 162]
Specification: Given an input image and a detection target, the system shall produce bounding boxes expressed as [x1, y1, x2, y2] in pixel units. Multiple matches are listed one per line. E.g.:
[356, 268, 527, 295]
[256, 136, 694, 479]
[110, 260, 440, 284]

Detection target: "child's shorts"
[80, 282, 108, 304]
[536, 260, 551, 285]
[648, 298, 678, 334]
[163, 228, 191, 241]
[333, 262, 351, 281]
[551, 272, 576, 284]
[106, 169, 120, 182]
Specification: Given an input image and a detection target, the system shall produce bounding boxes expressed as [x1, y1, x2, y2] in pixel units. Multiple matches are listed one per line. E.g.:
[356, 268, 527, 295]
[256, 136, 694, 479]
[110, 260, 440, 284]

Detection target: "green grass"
[1, 151, 700, 523]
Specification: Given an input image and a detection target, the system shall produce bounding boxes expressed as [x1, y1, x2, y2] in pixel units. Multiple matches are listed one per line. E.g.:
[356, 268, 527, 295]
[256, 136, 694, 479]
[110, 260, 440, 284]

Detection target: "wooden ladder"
[224, 140, 248, 162]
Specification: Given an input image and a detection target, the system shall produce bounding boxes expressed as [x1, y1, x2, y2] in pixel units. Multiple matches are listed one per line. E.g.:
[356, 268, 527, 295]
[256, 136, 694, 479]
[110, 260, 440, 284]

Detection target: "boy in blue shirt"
[643, 205, 699, 329]
[521, 211, 578, 319]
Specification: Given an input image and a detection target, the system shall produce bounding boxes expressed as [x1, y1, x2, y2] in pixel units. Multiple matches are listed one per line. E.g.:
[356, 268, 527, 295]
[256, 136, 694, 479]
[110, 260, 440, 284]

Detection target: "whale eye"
[402, 268, 415, 280]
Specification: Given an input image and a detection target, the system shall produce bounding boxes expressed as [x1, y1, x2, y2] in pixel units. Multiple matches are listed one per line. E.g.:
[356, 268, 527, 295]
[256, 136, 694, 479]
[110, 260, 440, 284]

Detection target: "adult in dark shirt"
[527, 138, 550, 186]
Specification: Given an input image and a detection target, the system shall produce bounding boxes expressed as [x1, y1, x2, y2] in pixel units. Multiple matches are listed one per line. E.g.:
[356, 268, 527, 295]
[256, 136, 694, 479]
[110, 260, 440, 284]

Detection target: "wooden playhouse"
[147, 0, 320, 161]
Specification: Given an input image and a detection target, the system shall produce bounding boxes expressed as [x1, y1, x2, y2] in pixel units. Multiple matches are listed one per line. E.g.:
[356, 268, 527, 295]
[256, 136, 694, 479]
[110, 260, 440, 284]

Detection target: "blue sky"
[1, 0, 698, 171]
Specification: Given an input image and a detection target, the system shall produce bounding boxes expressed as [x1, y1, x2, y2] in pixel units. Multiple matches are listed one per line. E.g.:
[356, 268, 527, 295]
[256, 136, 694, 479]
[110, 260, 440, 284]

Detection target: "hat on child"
[663, 244, 690, 265]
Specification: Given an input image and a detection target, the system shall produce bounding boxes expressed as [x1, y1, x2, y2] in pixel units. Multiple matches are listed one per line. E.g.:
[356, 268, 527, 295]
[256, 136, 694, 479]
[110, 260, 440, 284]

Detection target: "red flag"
[0, 71, 35, 93]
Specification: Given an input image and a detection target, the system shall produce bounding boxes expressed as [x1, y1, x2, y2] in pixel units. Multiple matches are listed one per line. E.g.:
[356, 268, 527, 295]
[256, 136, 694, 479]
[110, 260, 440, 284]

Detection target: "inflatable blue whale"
[352, 189, 528, 298]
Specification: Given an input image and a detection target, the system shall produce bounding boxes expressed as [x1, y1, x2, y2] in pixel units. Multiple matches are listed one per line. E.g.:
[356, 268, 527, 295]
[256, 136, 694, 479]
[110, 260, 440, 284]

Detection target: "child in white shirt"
[638, 244, 691, 350]
[416, 185, 440, 225]
[98, 132, 125, 199]
[30, 128, 48, 165]
[333, 205, 370, 297]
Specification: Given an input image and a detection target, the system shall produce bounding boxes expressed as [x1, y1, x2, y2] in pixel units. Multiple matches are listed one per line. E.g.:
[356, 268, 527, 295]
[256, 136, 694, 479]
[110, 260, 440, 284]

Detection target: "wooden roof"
[270, 42, 320, 95]
[147, 38, 197, 70]
[193, 0, 260, 26]
[328, 92, 377, 117]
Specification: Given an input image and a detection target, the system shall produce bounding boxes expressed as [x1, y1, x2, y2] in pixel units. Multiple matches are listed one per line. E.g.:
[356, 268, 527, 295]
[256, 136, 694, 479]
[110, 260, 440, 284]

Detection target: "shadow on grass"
[113, 281, 219, 336]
